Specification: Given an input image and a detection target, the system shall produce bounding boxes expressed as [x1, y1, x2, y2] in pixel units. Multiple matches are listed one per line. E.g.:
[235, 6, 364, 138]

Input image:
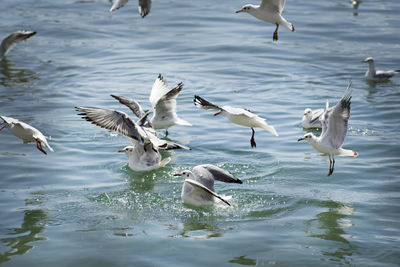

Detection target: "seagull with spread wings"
[298, 82, 358, 176]
[194, 95, 278, 148]
[75, 106, 187, 171]
[174, 164, 243, 206]
[236, 0, 295, 41]
[0, 116, 53, 155]
[112, 74, 191, 136]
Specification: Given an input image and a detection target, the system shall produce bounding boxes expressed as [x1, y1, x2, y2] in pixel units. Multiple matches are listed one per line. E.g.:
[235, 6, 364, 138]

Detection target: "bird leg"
[328, 156, 334, 176]
[273, 23, 279, 41]
[250, 127, 256, 148]
[164, 129, 169, 137]
[35, 139, 47, 155]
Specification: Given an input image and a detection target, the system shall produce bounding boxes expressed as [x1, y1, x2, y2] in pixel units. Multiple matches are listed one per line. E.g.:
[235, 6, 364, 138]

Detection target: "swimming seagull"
[235, 0, 295, 41]
[362, 57, 399, 82]
[110, 0, 152, 18]
[0, 116, 53, 155]
[75, 107, 187, 171]
[1, 30, 36, 60]
[302, 108, 324, 129]
[112, 74, 192, 136]
[298, 82, 358, 176]
[194, 95, 278, 148]
[174, 164, 243, 206]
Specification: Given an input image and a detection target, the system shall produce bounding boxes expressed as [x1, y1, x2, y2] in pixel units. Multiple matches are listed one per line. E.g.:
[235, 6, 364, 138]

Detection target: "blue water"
[1, 0, 399, 266]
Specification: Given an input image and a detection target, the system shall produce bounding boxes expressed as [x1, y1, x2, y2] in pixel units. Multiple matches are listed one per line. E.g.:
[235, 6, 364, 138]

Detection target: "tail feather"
[338, 148, 357, 157]
[261, 124, 278, 136]
[175, 118, 192, 126]
[160, 157, 171, 168]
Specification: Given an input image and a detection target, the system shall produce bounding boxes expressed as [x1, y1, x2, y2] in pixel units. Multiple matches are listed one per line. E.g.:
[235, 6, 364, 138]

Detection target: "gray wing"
[321, 83, 352, 149]
[260, 0, 285, 13]
[194, 95, 222, 111]
[309, 109, 324, 125]
[153, 83, 182, 123]
[1, 30, 36, 58]
[110, 0, 129, 12]
[196, 164, 243, 184]
[185, 179, 231, 206]
[138, 0, 152, 18]
[111, 94, 145, 119]
[75, 106, 143, 143]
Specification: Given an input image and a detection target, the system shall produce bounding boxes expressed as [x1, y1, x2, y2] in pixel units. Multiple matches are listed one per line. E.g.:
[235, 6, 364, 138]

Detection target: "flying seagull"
[0, 116, 53, 154]
[194, 95, 278, 148]
[111, 74, 191, 136]
[236, 0, 295, 41]
[298, 82, 358, 176]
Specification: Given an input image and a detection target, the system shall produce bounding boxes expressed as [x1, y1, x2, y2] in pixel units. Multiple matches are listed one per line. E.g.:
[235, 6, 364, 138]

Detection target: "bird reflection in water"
[305, 200, 355, 264]
[0, 58, 38, 87]
[0, 209, 47, 264]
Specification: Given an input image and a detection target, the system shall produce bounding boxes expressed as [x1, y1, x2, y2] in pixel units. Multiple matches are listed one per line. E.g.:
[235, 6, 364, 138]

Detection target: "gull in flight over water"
[1, 30, 36, 60]
[112, 74, 192, 136]
[76, 106, 187, 171]
[174, 164, 243, 206]
[110, 0, 152, 18]
[298, 82, 358, 176]
[236, 0, 295, 41]
[194, 95, 278, 148]
[362, 57, 399, 82]
[0, 116, 53, 154]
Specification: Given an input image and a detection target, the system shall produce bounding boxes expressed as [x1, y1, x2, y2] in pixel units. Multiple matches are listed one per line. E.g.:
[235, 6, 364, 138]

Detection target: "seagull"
[112, 74, 192, 136]
[194, 95, 278, 148]
[75, 106, 187, 171]
[174, 164, 243, 206]
[235, 0, 295, 41]
[0, 116, 53, 154]
[298, 82, 358, 176]
[109, 0, 152, 18]
[1, 30, 36, 60]
[118, 144, 170, 171]
[362, 57, 399, 82]
[302, 108, 324, 129]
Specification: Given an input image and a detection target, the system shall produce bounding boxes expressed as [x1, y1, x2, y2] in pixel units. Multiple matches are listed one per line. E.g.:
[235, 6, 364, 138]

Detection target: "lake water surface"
[1, 0, 399, 266]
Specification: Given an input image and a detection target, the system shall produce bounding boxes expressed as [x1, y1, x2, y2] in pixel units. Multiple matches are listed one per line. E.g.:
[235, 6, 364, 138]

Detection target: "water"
[1, 0, 399, 266]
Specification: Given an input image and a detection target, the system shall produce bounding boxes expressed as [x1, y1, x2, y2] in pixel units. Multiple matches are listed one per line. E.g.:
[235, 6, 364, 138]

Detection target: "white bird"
[174, 164, 243, 206]
[118, 144, 170, 171]
[362, 57, 399, 82]
[112, 74, 192, 136]
[0, 116, 53, 155]
[302, 108, 324, 129]
[298, 82, 358, 176]
[194, 95, 278, 148]
[235, 0, 295, 41]
[109, 0, 152, 18]
[75, 106, 187, 171]
[1, 30, 36, 60]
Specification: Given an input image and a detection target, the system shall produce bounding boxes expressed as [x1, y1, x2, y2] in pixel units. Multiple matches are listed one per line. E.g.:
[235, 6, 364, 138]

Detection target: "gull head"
[118, 146, 135, 155]
[298, 133, 314, 142]
[236, 4, 256, 14]
[362, 57, 374, 63]
[174, 170, 193, 179]
[303, 108, 312, 118]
